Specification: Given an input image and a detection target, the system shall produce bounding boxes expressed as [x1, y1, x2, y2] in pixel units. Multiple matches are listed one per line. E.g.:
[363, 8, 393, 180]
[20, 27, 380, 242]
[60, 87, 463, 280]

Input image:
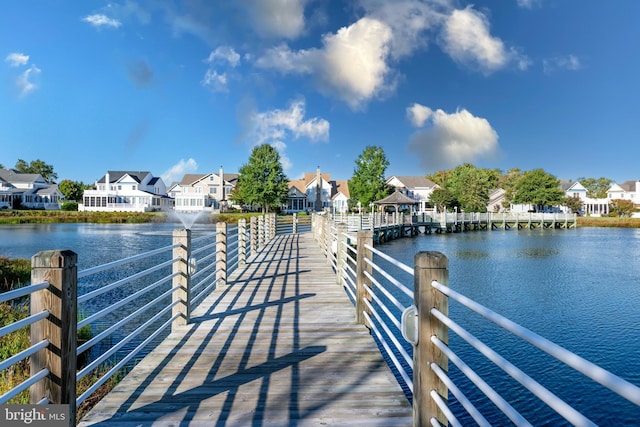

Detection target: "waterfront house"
[564, 181, 609, 216]
[172, 167, 238, 212]
[385, 176, 439, 212]
[284, 167, 349, 213]
[0, 168, 63, 209]
[80, 171, 172, 212]
[487, 188, 507, 212]
[607, 180, 640, 204]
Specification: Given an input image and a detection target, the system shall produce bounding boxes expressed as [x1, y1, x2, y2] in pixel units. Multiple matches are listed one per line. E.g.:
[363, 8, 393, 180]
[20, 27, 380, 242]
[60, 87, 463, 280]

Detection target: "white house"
[0, 169, 63, 209]
[172, 167, 238, 212]
[80, 171, 172, 212]
[607, 180, 640, 204]
[385, 176, 439, 212]
[285, 168, 350, 213]
[564, 181, 609, 216]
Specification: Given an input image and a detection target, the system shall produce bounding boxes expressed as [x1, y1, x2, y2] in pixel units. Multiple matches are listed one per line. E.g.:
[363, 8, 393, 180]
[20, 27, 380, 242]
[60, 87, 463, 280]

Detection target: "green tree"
[498, 168, 522, 209]
[348, 145, 391, 208]
[58, 179, 86, 201]
[428, 188, 458, 212]
[426, 170, 450, 187]
[15, 159, 58, 182]
[563, 196, 583, 214]
[576, 177, 613, 199]
[230, 144, 288, 213]
[609, 199, 635, 217]
[513, 169, 565, 209]
[445, 164, 498, 212]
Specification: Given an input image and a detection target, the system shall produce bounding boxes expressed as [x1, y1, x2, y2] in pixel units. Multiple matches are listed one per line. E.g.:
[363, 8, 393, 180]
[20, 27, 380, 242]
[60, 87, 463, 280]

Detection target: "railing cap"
[414, 251, 448, 268]
[31, 250, 77, 268]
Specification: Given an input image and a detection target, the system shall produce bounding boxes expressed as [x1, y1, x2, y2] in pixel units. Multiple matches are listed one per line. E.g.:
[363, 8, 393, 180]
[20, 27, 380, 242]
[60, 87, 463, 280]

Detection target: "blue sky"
[2, 1, 639, 186]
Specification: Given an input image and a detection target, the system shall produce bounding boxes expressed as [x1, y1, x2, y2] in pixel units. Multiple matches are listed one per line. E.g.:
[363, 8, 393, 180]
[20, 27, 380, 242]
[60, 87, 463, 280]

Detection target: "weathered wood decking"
[78, 232, 412, 426]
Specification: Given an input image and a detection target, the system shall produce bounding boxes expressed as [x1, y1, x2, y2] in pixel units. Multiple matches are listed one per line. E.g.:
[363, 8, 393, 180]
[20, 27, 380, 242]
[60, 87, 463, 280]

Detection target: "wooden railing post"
[216, 222, 227, 288]
[293, 213, 298, 234]
[30, 250, 77, 420]
[172, 229, 191, 331]
[355, 230, 373, 326]
[258, 215, 265, 249]
[238, 218, 247, 266]
[250, 216, 257, 255]
[413, 251, 449, 427]
[336, 224, 347, 286]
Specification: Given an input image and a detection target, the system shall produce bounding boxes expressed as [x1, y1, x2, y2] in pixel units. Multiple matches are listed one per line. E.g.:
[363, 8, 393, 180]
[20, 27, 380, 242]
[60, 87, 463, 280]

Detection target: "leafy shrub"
[0, 257, 30, 293]
[61, 202, 79, 211]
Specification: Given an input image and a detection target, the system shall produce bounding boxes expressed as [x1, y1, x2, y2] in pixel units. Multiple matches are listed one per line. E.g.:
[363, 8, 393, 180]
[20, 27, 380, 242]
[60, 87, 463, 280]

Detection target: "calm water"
[1, 224, 638, 424]
[378, 227, 640, 425]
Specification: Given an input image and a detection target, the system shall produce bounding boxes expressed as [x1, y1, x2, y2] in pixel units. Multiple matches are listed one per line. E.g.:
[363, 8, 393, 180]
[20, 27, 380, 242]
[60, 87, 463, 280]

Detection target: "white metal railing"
[312, 213, 638, 426]
[0, 214, 273, 414]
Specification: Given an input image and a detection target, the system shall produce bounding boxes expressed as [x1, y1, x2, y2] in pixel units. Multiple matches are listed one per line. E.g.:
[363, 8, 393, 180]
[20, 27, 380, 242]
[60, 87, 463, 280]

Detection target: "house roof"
[387, 176, 437, 189]
[100, 171, 151, 184]
[617, 180, 638, 192]
[374, 190, 418, 205]
[0, 169, 44, 184]
[332, 180, 350, 199]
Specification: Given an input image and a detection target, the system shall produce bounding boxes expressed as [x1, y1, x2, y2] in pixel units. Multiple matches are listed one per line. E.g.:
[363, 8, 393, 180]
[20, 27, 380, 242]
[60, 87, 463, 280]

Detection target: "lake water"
[1, 224, 638, 424]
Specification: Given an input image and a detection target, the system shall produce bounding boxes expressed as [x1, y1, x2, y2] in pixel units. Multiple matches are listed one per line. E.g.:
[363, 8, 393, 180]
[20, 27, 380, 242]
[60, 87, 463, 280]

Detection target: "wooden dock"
[78, 232, 412, 426]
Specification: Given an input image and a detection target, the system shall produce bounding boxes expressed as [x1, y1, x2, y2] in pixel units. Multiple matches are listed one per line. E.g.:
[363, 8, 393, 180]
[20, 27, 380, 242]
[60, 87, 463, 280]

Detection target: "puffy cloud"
[407, 103, 433, 127]
[201, 69, 229, 92]
[543, 54, 581, 74]
[161, 158, 198, 184]
[516, 0, 541, 9]
[247, 99, 330, 170]
[83, 14, 122, 29]
[16, 65, 41, 97]
[407, 104, 499, 171]
[5, 52, 29, 67]
[256, 17, 394, 109]
[242, 0, 307, 39]
[205, 46, 241, 67]
[441, 6, 528, 74]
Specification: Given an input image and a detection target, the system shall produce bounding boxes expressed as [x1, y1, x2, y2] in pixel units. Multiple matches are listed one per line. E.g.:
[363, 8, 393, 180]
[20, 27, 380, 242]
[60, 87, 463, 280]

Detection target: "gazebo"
[374, 190, 418, 215]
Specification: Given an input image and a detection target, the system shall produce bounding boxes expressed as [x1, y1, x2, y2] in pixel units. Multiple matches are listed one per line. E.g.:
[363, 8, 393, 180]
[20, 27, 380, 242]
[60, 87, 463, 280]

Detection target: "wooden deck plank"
[78, 232, 412, 426]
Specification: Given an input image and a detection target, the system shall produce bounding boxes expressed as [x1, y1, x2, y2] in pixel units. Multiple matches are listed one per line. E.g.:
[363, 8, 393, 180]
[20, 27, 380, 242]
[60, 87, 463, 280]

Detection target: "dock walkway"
[78, 232, 412, 426]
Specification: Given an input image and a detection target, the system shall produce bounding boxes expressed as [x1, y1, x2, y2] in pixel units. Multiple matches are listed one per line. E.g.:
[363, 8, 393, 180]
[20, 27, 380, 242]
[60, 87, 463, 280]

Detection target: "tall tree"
[609, 199, 635, 217]
[445, 163, 498, 212]
[58, 180, 88, 201]
[230, 144, 288, 213]
[15, 158, 58, 182]
[498, 167, 522, 209]
[513, 169, 565, 209]
[576, 177, 613, 199]
[428, 188, 458, 211]
[348, 145, 391, 208]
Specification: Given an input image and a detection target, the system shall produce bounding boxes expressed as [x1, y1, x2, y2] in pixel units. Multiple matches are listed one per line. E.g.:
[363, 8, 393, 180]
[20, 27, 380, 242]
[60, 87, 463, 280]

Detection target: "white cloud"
[161, 158, 198, 184]
[407, 103, 433, 127]
[206, 46, 241, 67]
[17, 65, 41, 97]
[256, 17, 394, 110]
[441, 6, 528, 74]
[83, 14, 122, 29]
[357, 0, 448, 59]
[5, 52, 29, 67]
[243, 0, 307, 39]
[543, 54, 581, 74]
[201, 69, 229, 92]
[247, 99, 329, 170]
[408, 105, 499, 171]
[516, 0, 541, 9]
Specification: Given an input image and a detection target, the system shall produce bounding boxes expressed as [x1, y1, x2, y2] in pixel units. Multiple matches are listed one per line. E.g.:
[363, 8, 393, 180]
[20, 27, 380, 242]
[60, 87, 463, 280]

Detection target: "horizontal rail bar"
[363, 270, 407, 314]
[431, 362, 491, 427]
[366, 243, 414, 275]
[78, 242, 179, 279]
[78, 268, 176, 332]
[77, 286, 177, 356]
[365, 257, 413, 300]
[431, 389, 462, 427]
[431, 336, 531, 427]
[191, 231, 218, 244]
[0, 281, 49, 304]
[192, 241, 217, 256]
[431, 308, 597, 427]
[0, 310, 49, 339]
[78, 257, 179, 304]
[432, 280, 640, 406]
[76, 313, 180, 406]
[0, 339, 49, 372]
[0, 368, 49, 404]
[364, 296, 413, 371]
